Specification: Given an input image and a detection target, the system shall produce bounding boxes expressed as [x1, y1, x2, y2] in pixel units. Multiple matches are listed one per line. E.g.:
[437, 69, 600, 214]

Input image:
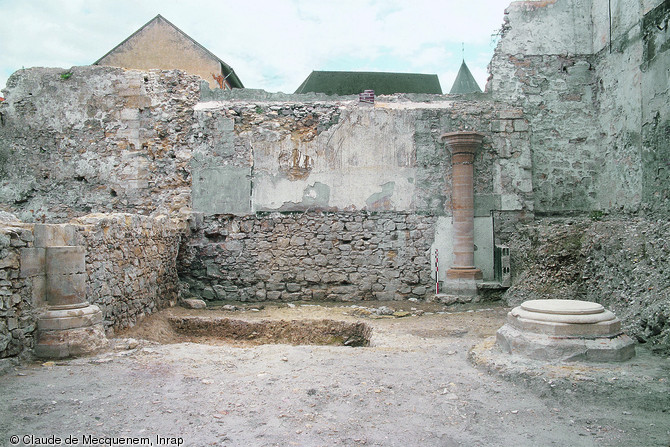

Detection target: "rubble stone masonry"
[0, 214, 180, 358]
[0, 0, 668, 359]
[179, 211, 437, 302]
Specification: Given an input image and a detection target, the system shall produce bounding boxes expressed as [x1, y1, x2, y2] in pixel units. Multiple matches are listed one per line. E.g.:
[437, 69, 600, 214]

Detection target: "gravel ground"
[1, 301, 669, 447]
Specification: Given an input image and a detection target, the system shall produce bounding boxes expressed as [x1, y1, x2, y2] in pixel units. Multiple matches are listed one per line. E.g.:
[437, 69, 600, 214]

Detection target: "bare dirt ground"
[1, 301, 669, 447]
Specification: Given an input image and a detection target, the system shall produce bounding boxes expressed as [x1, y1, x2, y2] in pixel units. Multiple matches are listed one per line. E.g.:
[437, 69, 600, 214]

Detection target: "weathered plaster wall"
[0, 214, 181, 359]
[189, 95, 533, 217]
[0, 68, 533, 225]
[589, 0, 670, 212]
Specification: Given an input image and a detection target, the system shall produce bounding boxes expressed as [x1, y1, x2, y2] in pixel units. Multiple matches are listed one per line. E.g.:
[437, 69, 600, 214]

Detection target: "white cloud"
[0, 0, 511, 94]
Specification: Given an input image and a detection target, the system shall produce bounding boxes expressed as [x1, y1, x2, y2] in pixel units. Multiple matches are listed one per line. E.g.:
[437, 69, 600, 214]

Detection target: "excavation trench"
[167, 316, 372, 347]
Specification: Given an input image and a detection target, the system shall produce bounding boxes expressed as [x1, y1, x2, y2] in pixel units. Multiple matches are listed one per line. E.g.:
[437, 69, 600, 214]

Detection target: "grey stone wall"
[489, 1, 603, 213]
[490, 0, 669, 214]
[179, 211, 437, 302]
[73, 214, 181, 333]
[0, 223, 37, 358]
[0, 214, 181, 358]
[0, 66, 200, 222]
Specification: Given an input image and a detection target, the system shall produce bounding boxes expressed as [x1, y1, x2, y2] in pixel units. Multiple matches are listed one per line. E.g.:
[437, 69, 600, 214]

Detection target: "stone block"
[32, 275, 46, 306]
[0, 251, 19, 270]
[181, 298, 206, 309]
[34, 224, 76, 248]
[491, 120, 505, 132]
[192, 166, 252, 215]
[266, 282, 285, 291]
[37, 305, 103, 331]
[45, 246, 86, 275]
[412, 286, 427, 295]
[373, 291, 395, 300]
[286, 283, 301, 293]
[212, 284, 226, 298]
[20, 248, 45, 278]
[311, 290, 327, 300]
[34, 324, 108, 359]
[497, 109, 524, 119]
[266, 291, 282, 300]
[46, 273, 87, 306]
[21, 229, 35, 242]
[513, 119, 529, 132]
[290, 235, 306, 246]
[496, 324, 635, 362]
[120, 108, 140, 120]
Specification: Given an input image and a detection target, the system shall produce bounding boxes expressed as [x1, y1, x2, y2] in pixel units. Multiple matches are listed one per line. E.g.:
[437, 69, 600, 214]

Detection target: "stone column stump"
[34, 246, 108, 358]
[496, 299, 635, 362]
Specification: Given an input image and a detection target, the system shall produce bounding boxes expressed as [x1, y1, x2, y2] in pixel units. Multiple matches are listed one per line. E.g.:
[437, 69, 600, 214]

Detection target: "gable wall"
[97, 18, 223, 89]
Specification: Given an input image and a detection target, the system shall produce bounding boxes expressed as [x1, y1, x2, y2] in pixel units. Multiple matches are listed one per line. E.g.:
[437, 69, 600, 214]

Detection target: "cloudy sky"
[0, 0, 512, 94]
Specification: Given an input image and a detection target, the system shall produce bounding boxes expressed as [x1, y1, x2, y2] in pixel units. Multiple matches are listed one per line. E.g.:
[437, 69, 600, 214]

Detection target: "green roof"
[295, 71, 442, 95]
[449, 61, 481, 94]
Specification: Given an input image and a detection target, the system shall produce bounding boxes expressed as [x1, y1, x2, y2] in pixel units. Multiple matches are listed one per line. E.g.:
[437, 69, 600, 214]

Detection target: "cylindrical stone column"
[442, 131, 483, 281]
[45, 246, 88, 309]
[35, 245, 107, 358]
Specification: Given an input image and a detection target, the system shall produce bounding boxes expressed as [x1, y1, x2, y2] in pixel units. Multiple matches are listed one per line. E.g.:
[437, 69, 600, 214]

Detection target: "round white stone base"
[496, 299, 635, 362]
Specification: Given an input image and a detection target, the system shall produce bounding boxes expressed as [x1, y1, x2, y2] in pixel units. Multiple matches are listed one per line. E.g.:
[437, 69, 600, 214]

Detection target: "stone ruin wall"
[1, 0, 669, 358]
[0, 215, 180, 358]
[0, 67, 535, 359]
[0, 223, 35, 358]
[180, 212, 437, 302]
[0, 68, 533, 222]
[489, 0, 669, 214]
[489, 0, 670, 353]
[0, 66, 201, 222]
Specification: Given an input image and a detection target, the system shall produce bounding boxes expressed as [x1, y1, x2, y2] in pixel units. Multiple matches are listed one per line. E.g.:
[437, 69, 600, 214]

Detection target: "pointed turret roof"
[449, 60, 481, 94]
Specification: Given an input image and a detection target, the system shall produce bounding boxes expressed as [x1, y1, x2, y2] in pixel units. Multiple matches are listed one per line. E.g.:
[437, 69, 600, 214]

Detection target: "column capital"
[440, 131, 484, 155]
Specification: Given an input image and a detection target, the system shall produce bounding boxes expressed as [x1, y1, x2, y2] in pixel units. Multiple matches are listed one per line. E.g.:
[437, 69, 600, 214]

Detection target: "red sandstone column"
[441, 131, 483, 281]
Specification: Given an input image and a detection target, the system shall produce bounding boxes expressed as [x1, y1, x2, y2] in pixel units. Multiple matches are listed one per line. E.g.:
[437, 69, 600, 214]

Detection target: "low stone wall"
[179, 211, 437, 302]
[73, 214, 182, 333]
[0, 213, 182, 359]
[0, 222, 37, 358]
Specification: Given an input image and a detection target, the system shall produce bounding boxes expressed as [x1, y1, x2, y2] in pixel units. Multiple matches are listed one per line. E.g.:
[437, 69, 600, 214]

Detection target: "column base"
[34, 304, 109, 358]
[445, 267, 483, 280]
[439, 278, 482, 297]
